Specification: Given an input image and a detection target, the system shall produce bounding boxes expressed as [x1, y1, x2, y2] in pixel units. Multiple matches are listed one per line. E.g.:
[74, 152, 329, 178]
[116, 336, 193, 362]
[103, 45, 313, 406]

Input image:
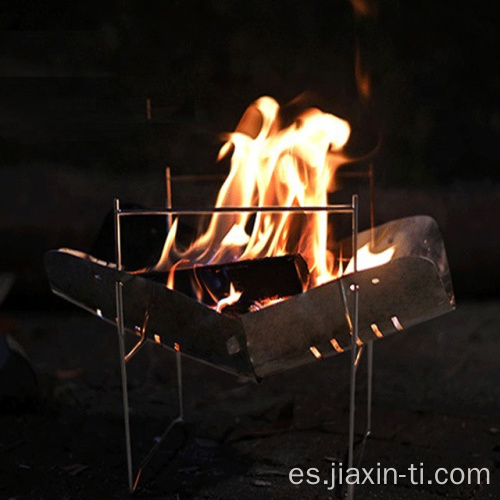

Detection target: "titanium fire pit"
[44, 196, 455, 498]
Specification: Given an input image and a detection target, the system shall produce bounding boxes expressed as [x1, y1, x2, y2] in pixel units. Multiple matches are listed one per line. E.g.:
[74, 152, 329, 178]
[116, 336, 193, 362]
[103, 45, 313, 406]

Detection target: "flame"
[156, 96, 351, 287]
[156, 95, 395, 307]
[215, 283, 243, 313]
[345, 243, 396, 274]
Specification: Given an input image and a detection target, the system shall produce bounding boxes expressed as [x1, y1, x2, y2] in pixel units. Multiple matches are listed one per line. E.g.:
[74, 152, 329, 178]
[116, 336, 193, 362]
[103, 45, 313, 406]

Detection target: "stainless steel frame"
[112, 196, 361, 495]
[44, 165, 455, 498]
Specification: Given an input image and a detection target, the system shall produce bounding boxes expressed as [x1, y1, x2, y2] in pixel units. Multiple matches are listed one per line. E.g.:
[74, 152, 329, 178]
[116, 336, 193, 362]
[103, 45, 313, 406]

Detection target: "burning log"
[141, 254, 310, 312]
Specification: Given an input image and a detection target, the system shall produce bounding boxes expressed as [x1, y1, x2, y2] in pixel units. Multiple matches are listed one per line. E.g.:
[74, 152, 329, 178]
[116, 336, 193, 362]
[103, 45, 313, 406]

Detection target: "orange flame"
[156, 96, 351, 288]
[156, 96, 395, 306]
[215, 282, 243, 313]
[345, 242, 395, 274]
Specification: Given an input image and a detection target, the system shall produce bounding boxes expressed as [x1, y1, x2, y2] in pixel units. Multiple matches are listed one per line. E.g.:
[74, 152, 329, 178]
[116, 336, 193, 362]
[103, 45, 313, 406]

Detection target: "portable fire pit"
[44, 197, 455, 496]
[43, 95, 455, 498]
[45, 210, 454, 380]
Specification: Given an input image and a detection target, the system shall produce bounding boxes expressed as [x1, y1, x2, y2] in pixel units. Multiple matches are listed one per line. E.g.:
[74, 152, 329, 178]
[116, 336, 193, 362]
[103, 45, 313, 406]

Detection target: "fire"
[157, 97, 349, 281]
[155, 96, 394, 310]
[215, 283, 243, 313]
[344, 243, 395, 274]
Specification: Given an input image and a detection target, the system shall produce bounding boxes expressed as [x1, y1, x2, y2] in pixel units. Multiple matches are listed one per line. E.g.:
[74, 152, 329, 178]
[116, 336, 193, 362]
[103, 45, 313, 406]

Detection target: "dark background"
[1, 3, 500, 499]
[1, 0, 500, 297]
[1, 0, 499, 182]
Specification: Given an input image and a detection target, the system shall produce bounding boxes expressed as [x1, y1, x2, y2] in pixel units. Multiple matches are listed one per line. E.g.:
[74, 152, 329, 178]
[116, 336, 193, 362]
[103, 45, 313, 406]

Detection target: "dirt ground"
[0, 299, 499, 499]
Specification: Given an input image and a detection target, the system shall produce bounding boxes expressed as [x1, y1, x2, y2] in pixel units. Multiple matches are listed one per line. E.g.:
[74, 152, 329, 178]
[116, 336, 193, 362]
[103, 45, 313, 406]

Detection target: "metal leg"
[347, 282, 359, 500]
[366, 341, 373, 436]
[175, 343, 184, 420]
[114, 198, 134, 493]
[124, 311, 149, 363]
[350, 164, 375, 472]
[355, 341, 373, 470]
[346, 195, 359, 500]
[115, 280, 134, 493]
[369, 163, 375, 248]
[114, 196, 187, 493]
[132, 344, 185, 492]
[115, 294, 186, 493]
[166, 167, 173, 232]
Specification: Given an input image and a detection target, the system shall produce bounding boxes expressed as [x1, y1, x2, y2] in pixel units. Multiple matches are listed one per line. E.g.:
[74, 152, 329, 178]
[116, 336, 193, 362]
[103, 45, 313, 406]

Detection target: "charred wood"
[140, 254, 309, 310]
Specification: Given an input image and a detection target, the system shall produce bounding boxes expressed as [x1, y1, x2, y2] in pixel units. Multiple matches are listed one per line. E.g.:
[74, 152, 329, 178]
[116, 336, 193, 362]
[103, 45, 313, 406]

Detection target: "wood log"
[140, 254, 309, 311]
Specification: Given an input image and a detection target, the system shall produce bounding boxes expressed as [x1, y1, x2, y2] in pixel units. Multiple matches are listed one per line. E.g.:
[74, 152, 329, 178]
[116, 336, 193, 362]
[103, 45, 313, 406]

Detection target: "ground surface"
[0, 299, 499, 499]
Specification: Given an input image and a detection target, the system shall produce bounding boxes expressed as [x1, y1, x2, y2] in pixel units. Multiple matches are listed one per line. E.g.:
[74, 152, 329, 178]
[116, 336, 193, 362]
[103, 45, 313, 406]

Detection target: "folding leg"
[346, 194, 375, 500]
[346, 281, 359, 500]
[132, 344, 184, 492]
[115, 280, 134, 492]
[114, 277, 185, 493]
[355, 341, 373, 469]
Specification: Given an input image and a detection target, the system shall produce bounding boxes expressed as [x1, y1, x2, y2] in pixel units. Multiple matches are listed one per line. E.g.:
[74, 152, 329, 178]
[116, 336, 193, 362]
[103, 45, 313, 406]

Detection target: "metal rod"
[114, 199, 134, 493]
[125, 310, 149, 363]
[352, 194, 358, 275]
[114, 197, 186, 493]
[347, 194, 359, 500]
[124, 335, 146, 363]
[166, 167, 173, 231]
[369, 163, 375, 248]
[366, 340, 373, 435]
[115, 281, 133, 493]
[367, 165, 375, 454]
[355, 340, 373, 470]
[116, 205, 355, 217]
[175, 344, 184, 420]
[347, 290, 359, 500]
[114, 199, 123, 269]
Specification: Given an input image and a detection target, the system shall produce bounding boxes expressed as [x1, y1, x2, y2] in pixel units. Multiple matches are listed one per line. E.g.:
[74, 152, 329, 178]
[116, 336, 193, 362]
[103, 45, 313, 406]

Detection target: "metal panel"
[44, 216, 455, 382]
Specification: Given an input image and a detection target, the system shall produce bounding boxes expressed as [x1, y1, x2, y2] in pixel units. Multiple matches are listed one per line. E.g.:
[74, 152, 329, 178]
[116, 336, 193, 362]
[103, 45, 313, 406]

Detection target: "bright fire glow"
[156, 96, 395, 307]
[215, 283, 243, 313]
[344, 243, 396, 274]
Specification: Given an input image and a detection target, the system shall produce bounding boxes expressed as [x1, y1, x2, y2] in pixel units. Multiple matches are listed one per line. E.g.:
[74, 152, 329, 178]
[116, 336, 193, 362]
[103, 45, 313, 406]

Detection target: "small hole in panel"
[391, 316, 404, 330]
[330, 338, 344, 353]
[309, 346, 322, 359]
[370, 323, 384, 338]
